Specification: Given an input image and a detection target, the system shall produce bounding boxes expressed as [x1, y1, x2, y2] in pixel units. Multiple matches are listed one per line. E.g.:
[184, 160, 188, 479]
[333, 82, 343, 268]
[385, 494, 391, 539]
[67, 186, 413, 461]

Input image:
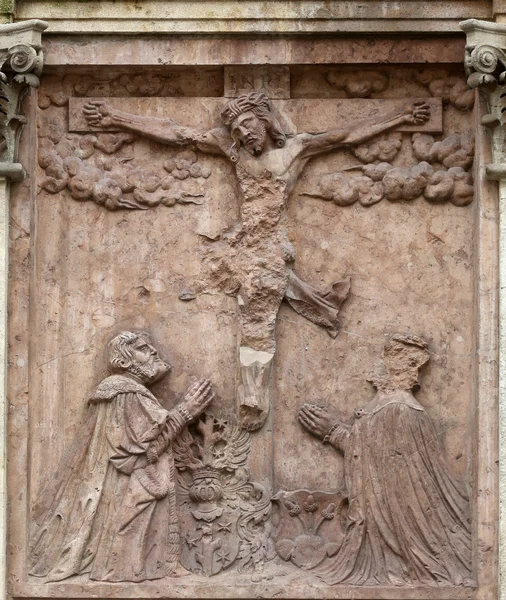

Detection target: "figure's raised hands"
[182, 379, 214, 419]
[298, 403, 337, 440]
[83, 101, 115, 128]
[402, 100, 431, 126]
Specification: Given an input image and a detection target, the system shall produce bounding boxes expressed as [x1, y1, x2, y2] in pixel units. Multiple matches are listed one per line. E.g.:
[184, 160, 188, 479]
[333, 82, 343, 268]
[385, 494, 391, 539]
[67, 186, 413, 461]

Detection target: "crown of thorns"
[221, 92, 272, 125]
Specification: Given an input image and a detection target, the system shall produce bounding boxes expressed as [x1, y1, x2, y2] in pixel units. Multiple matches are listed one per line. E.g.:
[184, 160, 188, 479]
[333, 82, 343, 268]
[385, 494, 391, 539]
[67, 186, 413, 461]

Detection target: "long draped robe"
[28, 374, 187, 582]
[314, 389, 473, 586]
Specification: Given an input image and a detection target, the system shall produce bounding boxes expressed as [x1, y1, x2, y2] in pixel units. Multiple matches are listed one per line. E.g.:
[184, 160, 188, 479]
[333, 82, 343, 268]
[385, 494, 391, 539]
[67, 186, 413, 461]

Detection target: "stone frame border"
[0, 20, 500, 600]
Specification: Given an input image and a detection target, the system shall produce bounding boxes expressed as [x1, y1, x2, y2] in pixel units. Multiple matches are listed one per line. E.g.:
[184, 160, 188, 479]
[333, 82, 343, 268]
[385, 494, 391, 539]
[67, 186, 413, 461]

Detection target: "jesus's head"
[108, 330, 171, 385]
[221, 92, 286, 161]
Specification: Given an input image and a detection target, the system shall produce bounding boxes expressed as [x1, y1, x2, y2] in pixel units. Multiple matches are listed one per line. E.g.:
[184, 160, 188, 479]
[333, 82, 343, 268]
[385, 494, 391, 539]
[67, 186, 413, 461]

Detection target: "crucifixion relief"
[25, 61, 480, 591]
[79, 92, 432, 430]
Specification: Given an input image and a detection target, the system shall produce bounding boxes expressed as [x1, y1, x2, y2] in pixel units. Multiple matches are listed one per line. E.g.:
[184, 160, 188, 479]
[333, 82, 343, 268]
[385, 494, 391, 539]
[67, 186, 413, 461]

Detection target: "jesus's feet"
[238, 346, 274, 431]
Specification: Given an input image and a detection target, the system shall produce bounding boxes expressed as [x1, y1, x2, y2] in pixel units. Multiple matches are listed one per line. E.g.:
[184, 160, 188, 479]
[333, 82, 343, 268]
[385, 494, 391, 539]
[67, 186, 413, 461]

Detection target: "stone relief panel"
[13, 64, 479, 597]
[272, 490, 347, 570]
[39, 141, 212, 210]
[37, 68, 224, 108]
[413, 69, 475, 111]
[174, 413, 273, 576]
[292, 65, 475, 110]
[63, 93, 443, 432]
[224, 66, 290, 99]
[301, 130, 474, 207]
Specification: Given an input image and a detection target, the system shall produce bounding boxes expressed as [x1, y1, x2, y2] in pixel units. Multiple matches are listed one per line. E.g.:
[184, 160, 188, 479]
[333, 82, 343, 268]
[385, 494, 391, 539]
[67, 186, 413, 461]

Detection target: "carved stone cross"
[67, 93, 442, 431]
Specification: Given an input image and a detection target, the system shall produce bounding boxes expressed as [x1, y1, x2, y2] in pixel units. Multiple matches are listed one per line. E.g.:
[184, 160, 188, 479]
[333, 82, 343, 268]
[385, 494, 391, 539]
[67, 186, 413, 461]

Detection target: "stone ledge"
[0, 18, 46, 46]
[14, 0, 492, 34]
[23, 19, 489, 35]
[16, 0, 491, 20]
[42, 36, 467, 67]
[0, 163, 25, 182]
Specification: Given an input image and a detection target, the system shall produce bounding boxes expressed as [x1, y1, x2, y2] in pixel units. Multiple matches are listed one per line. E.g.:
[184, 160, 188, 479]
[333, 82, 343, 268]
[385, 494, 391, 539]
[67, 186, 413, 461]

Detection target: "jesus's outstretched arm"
[83, 100, 228, 155]
[299, 100, 430, 159]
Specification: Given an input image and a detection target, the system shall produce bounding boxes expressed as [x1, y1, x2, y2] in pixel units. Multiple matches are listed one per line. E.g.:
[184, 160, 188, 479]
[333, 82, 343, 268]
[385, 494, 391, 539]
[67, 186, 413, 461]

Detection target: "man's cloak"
[28, 374, 186, 582]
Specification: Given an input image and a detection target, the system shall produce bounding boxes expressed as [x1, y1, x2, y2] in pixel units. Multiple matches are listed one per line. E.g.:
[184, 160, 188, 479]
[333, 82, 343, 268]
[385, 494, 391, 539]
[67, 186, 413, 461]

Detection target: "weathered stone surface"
[299, 335, 472, 586]
[460, 19, 506, 600]
[3, 37, 498, 600]
[29, 331, 214, 582]
[224, 66, 290, 99]
[0, 19, 47, 178]
[15, 0, 492, 34]
[42, 37, 468, 67]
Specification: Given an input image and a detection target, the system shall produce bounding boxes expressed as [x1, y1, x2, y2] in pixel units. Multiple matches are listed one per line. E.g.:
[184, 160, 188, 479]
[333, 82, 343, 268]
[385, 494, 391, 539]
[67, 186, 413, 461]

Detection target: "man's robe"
[314, 389, 473, 586]
[28, 374, 187, 582]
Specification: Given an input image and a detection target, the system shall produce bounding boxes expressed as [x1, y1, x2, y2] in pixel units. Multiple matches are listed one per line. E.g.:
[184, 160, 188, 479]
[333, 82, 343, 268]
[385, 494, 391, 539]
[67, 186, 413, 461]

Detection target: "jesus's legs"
[235, 240, 351, 430]
[236, 244, 288, 431]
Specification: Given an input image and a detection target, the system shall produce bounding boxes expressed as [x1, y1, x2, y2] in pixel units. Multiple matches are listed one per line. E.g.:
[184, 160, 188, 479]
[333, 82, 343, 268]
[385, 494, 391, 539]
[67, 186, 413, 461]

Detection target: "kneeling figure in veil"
[299, 335, 473, 586]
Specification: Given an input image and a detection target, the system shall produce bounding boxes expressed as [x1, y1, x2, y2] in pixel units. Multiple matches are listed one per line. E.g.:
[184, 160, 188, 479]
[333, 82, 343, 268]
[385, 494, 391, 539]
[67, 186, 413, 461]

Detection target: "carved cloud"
[414, 69, 475, 111]
[412, 131, 475, 171]
[326, 70, 389, 98]
[38, 134, 212, 211]
[300, 131, 474, 207]
[351, 133, 402, 164]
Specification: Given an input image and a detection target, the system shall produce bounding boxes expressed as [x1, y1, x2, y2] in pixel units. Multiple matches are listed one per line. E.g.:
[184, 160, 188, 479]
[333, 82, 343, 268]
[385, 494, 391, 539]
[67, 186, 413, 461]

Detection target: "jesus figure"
[84, 94, 430, 430]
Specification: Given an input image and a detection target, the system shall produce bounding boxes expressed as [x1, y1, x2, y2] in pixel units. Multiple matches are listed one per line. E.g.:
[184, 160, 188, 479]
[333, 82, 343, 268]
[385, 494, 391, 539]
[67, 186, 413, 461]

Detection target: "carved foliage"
[174, 414, 273, 576]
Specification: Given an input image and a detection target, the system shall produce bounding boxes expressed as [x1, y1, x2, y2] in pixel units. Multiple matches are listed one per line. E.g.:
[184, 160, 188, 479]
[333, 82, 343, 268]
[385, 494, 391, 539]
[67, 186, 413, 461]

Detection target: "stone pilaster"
[0, 19, 47, 181]
[0, 18, 47, 600]
[461, 17, 506, 600]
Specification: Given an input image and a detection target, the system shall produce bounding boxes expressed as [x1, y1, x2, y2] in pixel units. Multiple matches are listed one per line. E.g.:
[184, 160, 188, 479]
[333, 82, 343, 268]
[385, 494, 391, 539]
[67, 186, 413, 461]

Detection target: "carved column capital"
[461, 19, 506, 88]
[461, 19, 506, 178]
[0, 20, 47, 181]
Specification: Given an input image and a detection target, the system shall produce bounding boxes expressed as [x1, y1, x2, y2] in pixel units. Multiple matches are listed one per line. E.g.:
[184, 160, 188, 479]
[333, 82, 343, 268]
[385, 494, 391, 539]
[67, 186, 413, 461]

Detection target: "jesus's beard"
[129, 359, 170, 384]
[243, 124, 267, 157]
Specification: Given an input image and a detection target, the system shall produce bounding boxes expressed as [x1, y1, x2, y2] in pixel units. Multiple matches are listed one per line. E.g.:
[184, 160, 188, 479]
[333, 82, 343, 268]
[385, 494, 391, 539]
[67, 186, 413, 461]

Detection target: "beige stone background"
[0, 1, 502, 600]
